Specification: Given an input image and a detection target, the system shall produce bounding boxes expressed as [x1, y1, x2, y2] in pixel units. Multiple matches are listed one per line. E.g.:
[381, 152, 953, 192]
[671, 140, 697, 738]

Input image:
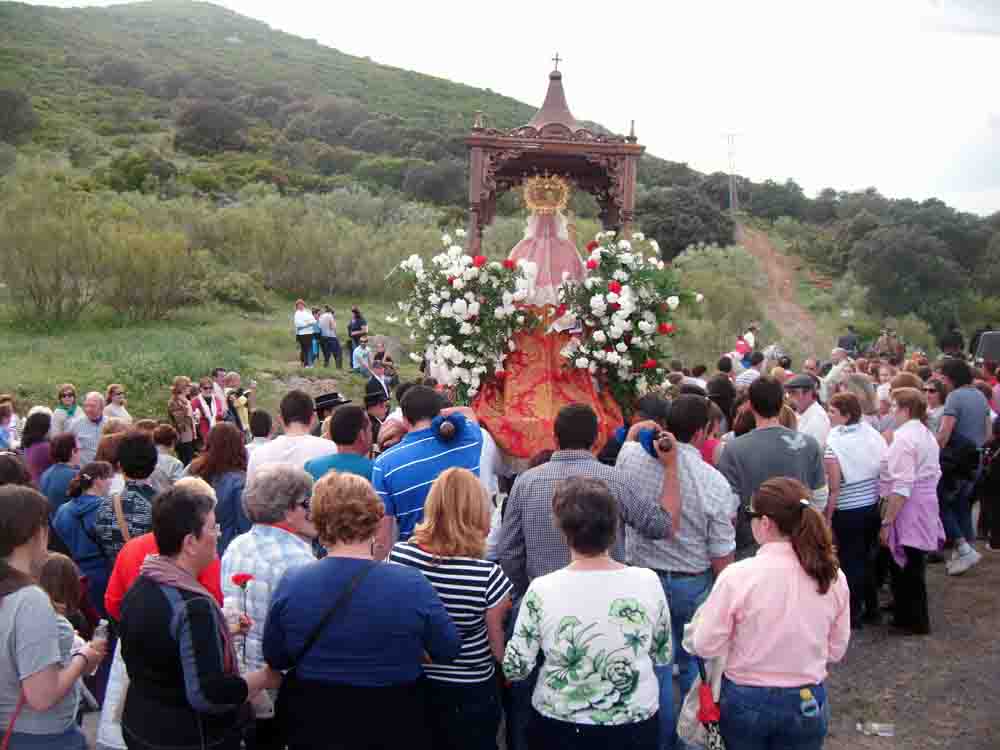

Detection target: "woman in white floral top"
[503, 477, 671, 749]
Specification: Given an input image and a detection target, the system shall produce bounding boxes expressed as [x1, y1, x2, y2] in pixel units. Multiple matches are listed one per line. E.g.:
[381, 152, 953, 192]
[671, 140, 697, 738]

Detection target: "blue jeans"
[654, 570, 713, 750]
[8, 725, 87, 749]
[941, 475, 978, 542]
[719, 678, 828, 750]
[423, 677, 501, 750]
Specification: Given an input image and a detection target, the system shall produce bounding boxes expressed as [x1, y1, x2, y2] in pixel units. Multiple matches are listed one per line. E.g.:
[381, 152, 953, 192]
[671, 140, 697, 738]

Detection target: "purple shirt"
[879, 420, 945, 566]
[24, 441, 53, 483]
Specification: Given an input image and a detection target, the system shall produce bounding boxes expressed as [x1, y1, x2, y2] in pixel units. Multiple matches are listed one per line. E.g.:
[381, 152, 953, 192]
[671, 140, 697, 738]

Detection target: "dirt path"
[735, 223, 819, 347]
[824, 552, 1000, 750]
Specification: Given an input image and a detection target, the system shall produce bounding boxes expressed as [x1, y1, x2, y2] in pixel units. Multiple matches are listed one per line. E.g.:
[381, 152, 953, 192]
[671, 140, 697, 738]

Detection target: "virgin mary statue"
[472, 174, 623, 459]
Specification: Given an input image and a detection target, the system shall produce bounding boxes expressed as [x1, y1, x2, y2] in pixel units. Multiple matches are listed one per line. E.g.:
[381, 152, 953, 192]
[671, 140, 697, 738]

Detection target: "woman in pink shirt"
[691, 477, 850, 750]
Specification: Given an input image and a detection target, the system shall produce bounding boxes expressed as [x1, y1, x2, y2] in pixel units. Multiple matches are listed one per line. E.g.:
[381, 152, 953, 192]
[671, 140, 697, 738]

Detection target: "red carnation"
[659, 322, 675, 335]
[231, 573, 254, 588]
[608, 280, 622, 294]
[586, 258, 599, 270]
[473, 255, 487, 267]
[502, 259, 516, 270]
[586, 240, 600, 252]
[642, 358, 658, 369]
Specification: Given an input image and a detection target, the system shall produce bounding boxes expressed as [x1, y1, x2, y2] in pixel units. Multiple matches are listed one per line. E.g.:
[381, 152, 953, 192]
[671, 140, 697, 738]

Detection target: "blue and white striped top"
[824, 422, 885, 512]
[373, 420, 483, 539]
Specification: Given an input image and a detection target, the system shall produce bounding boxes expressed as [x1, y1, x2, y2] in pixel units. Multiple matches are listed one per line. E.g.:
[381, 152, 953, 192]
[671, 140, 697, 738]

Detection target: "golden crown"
[523, 174, 571, 214]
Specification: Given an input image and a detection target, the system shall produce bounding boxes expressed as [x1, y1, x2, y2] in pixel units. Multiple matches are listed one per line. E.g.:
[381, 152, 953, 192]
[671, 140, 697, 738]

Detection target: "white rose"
[459, 322, 474, 335]
[584, 278, 596, 290]
[468, 301, 480, 317]
[451, 299, 468, 318]
[617, 240, 632, 251]
[452, 278, 465, 290]
[508, 339, 517, 351]
[605, 292, 620, 304]
[616, 342, 628, 352]
[613, 270, 629, 282]
[638, 320, 654, 334]
[441, 289, 451, 300]
[455, 228, 467, 238]
[441, 302, 453, 318]
[632, 232, 645, 241]
[494, 307, 507, 319]
[593, 330, 607, 344]
[516, 314, 525, 324]
[667, 295, 680, 310]
[441, 233, 452, 246]
[605, 351, 621, 365]
[650, 240, 660, 251]
[575, 357, 590, 369]
[696, 293, 705, 303]
[429, 293, 441, 305]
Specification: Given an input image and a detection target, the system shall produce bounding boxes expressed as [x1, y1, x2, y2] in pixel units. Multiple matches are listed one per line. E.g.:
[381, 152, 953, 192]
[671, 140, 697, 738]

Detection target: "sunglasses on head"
[745, 506, 766, 520]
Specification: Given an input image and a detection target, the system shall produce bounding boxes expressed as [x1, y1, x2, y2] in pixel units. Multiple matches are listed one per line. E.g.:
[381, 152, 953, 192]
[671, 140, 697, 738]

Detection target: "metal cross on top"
[551, 52, 562, 70]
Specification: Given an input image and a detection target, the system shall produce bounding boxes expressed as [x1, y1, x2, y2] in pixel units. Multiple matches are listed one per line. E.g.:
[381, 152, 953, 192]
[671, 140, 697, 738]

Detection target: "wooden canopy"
[465, 69, 645, 252]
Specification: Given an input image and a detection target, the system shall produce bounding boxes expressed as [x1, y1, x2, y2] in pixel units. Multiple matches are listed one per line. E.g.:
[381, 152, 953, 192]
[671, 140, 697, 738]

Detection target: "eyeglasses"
[60, 392, 75, 398]
[113, 392, 125, 397]
[923, 388, 936, 393]
[201, 387, 213, 392]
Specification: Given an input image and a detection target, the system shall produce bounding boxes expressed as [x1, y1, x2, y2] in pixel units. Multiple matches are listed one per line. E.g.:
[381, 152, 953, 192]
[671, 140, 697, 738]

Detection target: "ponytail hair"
[68, 461, 113, 498]
[751, 477, 839, 594]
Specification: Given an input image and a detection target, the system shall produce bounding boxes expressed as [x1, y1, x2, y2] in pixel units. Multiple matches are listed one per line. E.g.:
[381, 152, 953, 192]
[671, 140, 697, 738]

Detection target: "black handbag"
[274, 563, 374, 733]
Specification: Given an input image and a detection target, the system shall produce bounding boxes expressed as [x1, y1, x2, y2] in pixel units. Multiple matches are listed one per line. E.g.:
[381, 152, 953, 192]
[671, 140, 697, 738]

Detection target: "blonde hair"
[410, 468, 490, 558]
[312, 471, 384, 546]
[171, 376, 191, 397]
[779, 404, 798, 430]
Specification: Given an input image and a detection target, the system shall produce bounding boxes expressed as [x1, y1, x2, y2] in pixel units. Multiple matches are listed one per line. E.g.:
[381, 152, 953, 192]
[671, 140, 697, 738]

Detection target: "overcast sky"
[27, 0, 1000, 216]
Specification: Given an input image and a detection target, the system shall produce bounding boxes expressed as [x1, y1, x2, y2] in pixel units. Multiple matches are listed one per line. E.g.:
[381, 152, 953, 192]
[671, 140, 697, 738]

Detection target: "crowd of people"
[1, 322, 998, 750]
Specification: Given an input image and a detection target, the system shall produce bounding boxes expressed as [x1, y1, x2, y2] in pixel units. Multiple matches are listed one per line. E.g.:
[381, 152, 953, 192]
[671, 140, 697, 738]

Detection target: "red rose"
[555, 303, 568, 317]
[502, 259, 516, 270]
[586, 258, 599, 270]
[658, 322, 675, 335]
[473, 255, 487, 267]
[231, 573, 254, 588]
[609, 302, 621, 311]
[608, 280, 622, 294]
[447, 276, 456, 285]
[586, 240, 600, 252]
[642, 358, 658, 369]
[494, 370, 507, 380]
[604, 345, 614, 352]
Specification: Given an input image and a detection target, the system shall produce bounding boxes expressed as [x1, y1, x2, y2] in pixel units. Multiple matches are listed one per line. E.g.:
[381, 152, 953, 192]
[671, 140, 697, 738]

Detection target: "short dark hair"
[554, 403, 599, 450]
[49, 432, 78, 464]
[779, 355, 792, 369]
[717, 356, 733, 373]
[401, 385, 443, 424]
[748, 376, 784, 418]
[212, 368, 226, 378]
[634, 394, 670, 427]
[692, 364, 708, 378]
[667, 395, 710, 443]
[395, 381, 417, 405]
[917, 365, 933, 382]
[331, 405, 368, 445]
[939, 358, 973, 388]
[153, 484, 215, 557]
[750, 351, 765, 366]
[249, 409, 272, 438]
[152, 424, 178, 448]
[280, 390, 315, 426]
[553, 477, 618, 556]
[117, 430, 158, 479]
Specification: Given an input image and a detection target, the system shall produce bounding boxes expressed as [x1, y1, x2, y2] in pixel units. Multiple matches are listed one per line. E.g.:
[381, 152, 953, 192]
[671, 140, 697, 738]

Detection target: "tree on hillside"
[836, 187, 891, 220]
[0, 90, 39, 144]
[637, 186, 734, 259]
[806, 188, 839, 224]
[92, 58, 146, 88]
[175, 100, 246, 154]
[889, 198, 992, 275]
[849, 224, 964, 332]
[637, 157, 702, 189]
[402, 159, 465, 205]
[747, 179, 808, 221]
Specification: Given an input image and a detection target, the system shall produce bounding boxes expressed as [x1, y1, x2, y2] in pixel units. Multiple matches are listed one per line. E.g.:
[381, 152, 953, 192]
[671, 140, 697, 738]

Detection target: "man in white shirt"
[247, 390, 336, 482]
[734, 351, 765, 389]
[785, 373, 831, 449]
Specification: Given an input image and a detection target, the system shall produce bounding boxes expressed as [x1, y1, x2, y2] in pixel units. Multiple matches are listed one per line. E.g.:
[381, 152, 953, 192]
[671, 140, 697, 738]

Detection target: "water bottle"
[92, 619, 109, 648]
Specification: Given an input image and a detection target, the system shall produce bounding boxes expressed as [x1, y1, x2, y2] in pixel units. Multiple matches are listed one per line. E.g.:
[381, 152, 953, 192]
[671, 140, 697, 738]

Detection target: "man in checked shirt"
[496, 401, 680, 750]
[618, 394, 737, 750]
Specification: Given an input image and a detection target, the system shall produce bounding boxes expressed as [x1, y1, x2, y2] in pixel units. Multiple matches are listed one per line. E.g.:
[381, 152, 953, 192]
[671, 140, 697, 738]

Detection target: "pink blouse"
[691, 541, 850, 687]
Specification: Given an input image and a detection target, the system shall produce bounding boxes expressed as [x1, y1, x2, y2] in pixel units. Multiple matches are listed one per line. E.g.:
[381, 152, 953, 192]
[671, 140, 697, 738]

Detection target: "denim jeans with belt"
[719, 678, 829, 750]
[653, 569, 713, 750]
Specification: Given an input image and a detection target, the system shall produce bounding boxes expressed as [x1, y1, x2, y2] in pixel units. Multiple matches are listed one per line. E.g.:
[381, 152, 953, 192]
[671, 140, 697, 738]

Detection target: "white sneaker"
[946, 548, 982, 576]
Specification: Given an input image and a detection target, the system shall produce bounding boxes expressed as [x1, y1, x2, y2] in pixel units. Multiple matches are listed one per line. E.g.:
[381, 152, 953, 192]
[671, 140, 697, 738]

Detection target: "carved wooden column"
[466, 146, 485, 252]
[621, 153, 638, 238]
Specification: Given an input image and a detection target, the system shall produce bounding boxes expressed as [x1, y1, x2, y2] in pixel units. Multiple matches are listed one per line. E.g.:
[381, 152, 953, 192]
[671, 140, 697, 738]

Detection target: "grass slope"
[0, 294, 421, 422]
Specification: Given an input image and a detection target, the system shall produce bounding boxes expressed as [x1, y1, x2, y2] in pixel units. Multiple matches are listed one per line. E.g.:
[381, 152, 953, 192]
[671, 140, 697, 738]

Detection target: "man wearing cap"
[364, 385, 389, 445]
[304, 405, 374, 482]
[786, 373, 831, 450]
[310, 392, 351, 437]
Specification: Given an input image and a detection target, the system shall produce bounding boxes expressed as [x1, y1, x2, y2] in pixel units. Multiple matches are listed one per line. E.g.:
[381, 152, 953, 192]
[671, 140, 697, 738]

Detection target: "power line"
[724, 132, 741, 213]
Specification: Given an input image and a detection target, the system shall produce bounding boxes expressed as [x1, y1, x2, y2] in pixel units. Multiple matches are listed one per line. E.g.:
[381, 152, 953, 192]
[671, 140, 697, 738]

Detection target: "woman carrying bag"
[690, 477, 850, 750]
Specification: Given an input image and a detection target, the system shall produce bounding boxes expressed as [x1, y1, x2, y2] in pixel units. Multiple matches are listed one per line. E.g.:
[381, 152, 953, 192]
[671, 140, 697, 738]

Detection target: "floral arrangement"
[558, 231, 702, 406]
[396, 229, 540, 402]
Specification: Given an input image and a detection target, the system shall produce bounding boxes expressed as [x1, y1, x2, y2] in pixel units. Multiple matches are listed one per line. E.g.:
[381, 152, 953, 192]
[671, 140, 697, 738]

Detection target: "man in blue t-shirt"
[372, 386, 482, 554]
[304, 405, 374, 483]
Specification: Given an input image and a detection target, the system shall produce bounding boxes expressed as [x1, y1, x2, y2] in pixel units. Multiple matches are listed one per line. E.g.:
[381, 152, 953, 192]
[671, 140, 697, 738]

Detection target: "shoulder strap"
[79, 515, 109, 561]
[289, 563, 374, 669]
[112, 493, 131, 544]
[1, 692, 26, 750]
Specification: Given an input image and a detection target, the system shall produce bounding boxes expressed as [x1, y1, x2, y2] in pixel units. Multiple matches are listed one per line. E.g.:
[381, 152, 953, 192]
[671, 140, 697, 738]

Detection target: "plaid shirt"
[220, 524, 317, 674]
[617, 441, 737, 574]
[496, 450, 672, 599]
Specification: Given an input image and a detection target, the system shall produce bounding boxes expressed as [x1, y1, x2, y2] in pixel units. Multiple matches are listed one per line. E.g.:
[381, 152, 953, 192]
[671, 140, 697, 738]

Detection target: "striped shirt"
[825, 443, 880, 511]
[373, 419, 483, 540]
[390, 542, 512, 683]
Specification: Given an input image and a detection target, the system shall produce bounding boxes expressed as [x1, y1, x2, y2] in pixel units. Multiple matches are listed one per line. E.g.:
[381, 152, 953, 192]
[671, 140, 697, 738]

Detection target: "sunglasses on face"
[201, 387, 213, 392]
[61, 393, 75, 399]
